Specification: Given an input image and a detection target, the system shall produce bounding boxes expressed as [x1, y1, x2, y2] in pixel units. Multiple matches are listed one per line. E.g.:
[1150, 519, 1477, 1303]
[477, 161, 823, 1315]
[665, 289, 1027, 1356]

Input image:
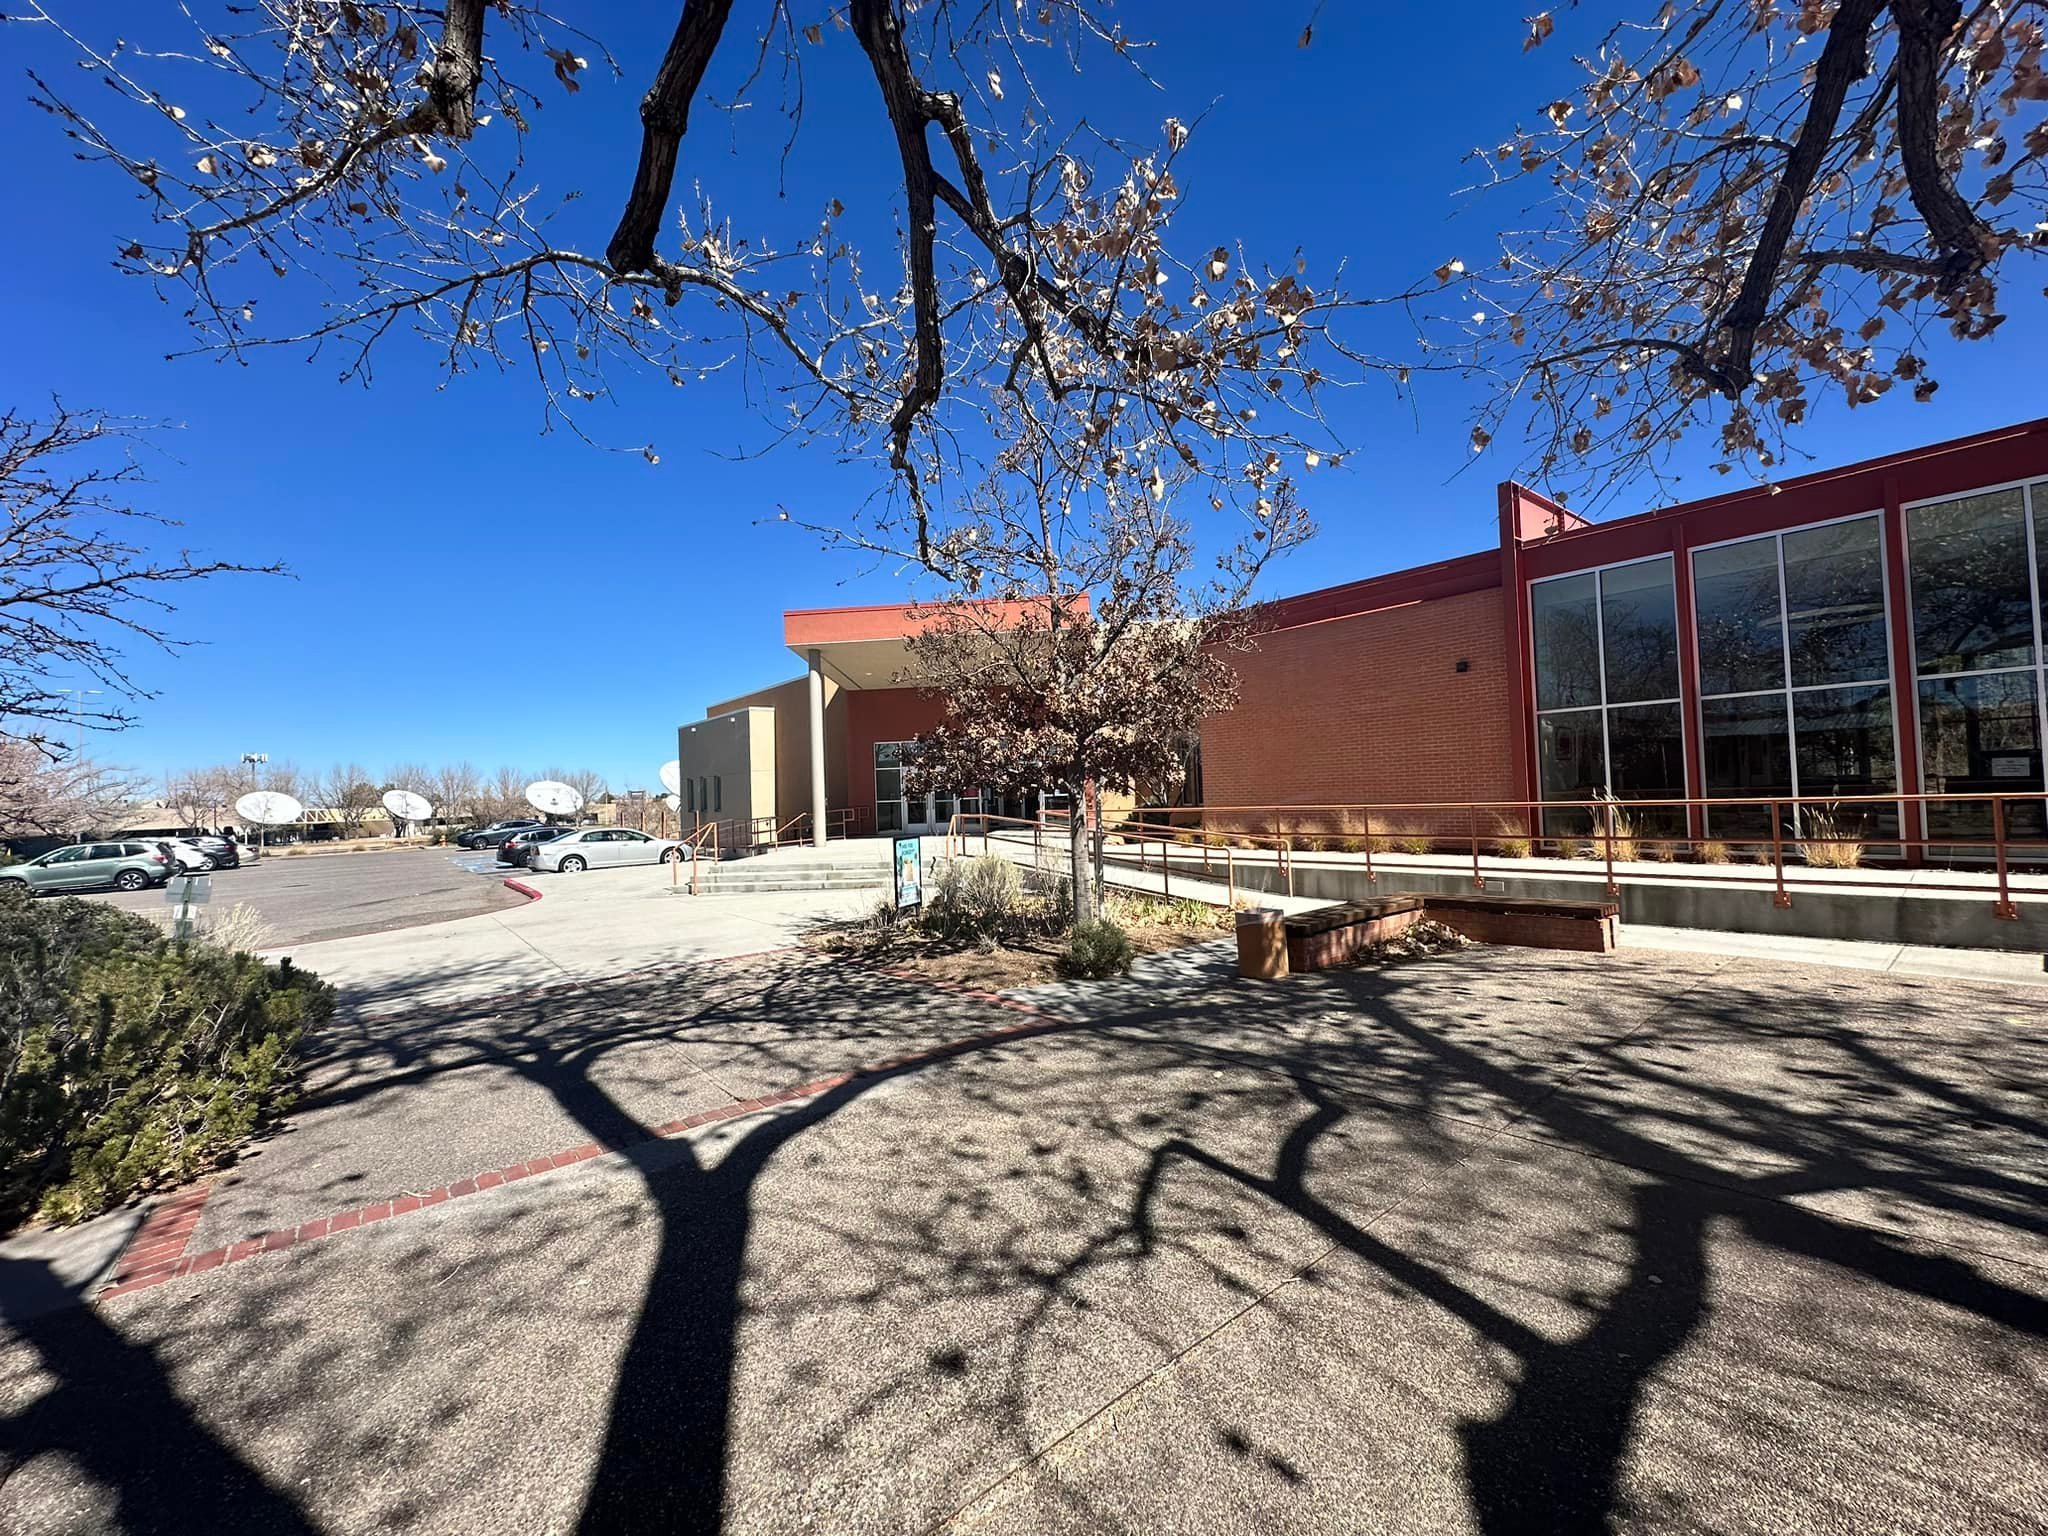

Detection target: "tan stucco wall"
[707, 672, 850, 824]
[676, 707, 777, 831]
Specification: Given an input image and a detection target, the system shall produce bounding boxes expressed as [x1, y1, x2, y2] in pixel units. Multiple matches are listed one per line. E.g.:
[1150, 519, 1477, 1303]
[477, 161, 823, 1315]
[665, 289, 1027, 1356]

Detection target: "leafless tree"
[20, 4, 1426, 559]
[0, 741, 141, 836]
[430, 761, 485, 827]
[163, 762, 241, 831]
[1458, 0, 2048, 504]
[486, 766, 531, 823]
[0, 403, 282, 751]
[319, 762, 381, 836]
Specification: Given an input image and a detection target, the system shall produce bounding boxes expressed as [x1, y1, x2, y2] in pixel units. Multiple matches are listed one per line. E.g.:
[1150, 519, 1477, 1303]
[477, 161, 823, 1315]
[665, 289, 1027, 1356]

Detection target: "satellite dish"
[658, 760, 682, 795]
[526, 780, 584, 817]
[235, 790, 304, 826]
[382, 789, 433, 823]
[662, 793, 682, 811]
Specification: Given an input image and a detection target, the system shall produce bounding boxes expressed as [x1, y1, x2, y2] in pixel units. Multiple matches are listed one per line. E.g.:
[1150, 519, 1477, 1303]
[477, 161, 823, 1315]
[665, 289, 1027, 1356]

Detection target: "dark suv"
[457, 819, 542, 850]
[496, 825, 569, 867]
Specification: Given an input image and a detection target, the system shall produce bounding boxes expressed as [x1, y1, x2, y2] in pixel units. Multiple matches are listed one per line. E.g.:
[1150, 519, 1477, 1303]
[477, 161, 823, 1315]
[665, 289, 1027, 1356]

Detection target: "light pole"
[241, 752, 268, 857]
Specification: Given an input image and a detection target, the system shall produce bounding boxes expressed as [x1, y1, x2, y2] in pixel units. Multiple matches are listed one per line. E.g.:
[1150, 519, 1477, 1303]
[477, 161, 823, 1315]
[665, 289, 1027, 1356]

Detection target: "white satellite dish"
[382, 789, 433, 823]
[526, 780, 584, 817]
[662, 793, 682, 812]
[235, 790, 304, 826]
[658, 760, 682, 795]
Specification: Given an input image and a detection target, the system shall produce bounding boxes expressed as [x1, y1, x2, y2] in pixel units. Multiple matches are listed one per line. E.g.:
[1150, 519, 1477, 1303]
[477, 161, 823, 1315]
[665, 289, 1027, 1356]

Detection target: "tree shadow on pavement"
[0, 1258, 318, 1534]
[5, 943, 2044, 1535]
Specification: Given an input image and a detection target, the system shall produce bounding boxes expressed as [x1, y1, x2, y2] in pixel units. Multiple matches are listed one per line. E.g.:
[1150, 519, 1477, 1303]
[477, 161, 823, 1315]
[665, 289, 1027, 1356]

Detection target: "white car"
[162, 838, 227, 873]
[525, 827, 690, 874]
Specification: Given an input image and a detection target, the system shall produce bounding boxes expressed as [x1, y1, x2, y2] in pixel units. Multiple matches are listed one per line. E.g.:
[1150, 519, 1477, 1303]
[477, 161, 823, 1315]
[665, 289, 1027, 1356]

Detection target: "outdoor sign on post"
[164, 872, 212, 941]
[893, 836, 923, 911]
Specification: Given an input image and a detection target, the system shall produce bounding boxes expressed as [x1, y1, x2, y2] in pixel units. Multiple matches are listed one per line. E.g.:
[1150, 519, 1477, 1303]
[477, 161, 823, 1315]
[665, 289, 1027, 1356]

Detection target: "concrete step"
[693, 879, 888, 895]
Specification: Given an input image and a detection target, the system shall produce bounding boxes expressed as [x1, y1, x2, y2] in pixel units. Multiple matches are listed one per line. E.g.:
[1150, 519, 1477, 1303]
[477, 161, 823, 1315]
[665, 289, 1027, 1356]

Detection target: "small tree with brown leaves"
[877, 394, 1299, 929]
[1459, 0, 2047, 504]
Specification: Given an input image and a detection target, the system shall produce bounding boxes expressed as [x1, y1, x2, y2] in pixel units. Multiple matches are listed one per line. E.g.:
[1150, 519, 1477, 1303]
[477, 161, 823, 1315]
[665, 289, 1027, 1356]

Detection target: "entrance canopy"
[784, 595, 1090, 689]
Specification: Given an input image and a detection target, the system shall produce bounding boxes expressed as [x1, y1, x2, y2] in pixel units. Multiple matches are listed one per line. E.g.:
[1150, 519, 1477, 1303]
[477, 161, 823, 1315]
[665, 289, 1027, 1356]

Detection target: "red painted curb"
[93, 971, 1075, 1305]
[503, 878, 543, 901]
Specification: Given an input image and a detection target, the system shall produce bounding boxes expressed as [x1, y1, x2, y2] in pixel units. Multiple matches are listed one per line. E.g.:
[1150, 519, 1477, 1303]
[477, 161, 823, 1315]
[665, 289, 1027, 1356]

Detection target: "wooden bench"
[1421, 893, 1620, 953]
[1282, 896, 1426, 972]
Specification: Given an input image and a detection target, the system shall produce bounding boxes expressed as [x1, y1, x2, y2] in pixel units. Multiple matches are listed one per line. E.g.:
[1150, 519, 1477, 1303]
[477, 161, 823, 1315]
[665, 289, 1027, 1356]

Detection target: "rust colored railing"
[948, 791, 2045, 920]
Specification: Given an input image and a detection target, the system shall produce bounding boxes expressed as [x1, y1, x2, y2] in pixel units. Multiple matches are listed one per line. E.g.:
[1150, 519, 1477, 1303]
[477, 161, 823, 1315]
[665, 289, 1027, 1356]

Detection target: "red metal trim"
[1879, 474, 1926, 868]
[1499, 484, 1538, 815]
[1669, 516, 1707, 842]
[1254, 549, 1502, 634]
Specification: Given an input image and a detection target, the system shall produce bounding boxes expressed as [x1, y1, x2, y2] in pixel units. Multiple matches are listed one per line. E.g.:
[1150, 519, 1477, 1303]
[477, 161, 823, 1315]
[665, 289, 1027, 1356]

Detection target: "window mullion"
[1773, 533, 1801, 834]
[1593, 570, 1613, 796]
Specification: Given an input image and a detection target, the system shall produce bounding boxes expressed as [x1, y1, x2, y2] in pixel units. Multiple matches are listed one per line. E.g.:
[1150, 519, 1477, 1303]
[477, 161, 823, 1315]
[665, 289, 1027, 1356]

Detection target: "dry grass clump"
[1797, 806, 1866, 869]
[1698, 840, 1732, 865]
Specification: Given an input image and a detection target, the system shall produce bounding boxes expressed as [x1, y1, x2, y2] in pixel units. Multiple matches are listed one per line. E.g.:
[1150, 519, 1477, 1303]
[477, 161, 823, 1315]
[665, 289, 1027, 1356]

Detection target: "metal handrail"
[949, 790, 2045, 919]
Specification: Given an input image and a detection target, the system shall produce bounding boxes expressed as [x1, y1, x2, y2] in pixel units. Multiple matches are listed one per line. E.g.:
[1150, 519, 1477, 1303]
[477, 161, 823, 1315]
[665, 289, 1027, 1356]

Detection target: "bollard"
[1235, 907, 1289, 981]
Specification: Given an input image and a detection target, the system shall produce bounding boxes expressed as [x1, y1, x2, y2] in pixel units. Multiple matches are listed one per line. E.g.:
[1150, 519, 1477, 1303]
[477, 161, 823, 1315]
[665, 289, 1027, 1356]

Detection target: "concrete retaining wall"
[1123, 854, 2048, 955]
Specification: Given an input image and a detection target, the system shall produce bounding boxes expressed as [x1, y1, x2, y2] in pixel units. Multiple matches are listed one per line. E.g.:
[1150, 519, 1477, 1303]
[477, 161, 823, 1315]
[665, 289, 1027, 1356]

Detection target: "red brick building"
[687, 417, 2048, 850]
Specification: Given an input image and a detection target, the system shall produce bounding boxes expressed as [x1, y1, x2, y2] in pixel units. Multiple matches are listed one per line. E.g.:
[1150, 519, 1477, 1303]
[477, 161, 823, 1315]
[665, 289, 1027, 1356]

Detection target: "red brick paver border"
[96, 974, 1073, 1304]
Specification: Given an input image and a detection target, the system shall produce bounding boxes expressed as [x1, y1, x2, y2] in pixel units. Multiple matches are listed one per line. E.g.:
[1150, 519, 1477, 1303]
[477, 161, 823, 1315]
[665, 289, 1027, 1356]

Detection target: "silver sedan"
[526, 826, 691, 873]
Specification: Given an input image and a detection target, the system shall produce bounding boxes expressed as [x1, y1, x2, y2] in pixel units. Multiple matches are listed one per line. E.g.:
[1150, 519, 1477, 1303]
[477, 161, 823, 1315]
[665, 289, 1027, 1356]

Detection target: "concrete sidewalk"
[3, 946, 2040, 1535]
[266, 867, 873, 1012]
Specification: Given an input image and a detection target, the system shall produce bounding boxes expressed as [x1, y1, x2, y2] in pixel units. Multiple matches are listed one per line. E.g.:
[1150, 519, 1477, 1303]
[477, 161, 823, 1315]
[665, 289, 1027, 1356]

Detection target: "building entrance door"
[874, 742, 967, 836]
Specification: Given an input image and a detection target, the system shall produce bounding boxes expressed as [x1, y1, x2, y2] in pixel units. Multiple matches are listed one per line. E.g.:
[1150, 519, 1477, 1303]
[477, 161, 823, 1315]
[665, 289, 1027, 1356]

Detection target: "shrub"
[1056, 918, 1134, 979]
[1341, 836, 1366, 854]
[1302, 836, 1328, 853]
[1394, 835, 1433, 855]
[0, 888, 334, 1225]
[925, 855, 1028, 942]
[1699, 839, 1732, 865]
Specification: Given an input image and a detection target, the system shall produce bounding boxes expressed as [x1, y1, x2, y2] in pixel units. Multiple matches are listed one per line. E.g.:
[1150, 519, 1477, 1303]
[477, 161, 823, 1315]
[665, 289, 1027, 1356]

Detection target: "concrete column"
[807, 647, 828, 848]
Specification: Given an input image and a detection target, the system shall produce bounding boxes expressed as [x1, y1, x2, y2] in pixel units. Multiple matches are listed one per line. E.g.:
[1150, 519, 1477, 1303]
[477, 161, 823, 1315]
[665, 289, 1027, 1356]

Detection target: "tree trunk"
[1068, 803, 1093, 927]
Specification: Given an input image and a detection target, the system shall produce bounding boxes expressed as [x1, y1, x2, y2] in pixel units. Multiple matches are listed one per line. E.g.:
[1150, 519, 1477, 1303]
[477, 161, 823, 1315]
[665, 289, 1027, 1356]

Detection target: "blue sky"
[4, 2, 2041, 794]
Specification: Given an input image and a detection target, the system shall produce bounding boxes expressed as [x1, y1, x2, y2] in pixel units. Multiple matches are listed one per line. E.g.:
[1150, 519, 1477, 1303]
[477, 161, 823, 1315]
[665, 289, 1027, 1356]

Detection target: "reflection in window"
[1606, 702, 1686, 836]
[1783, 519, 1889, 687]
[1792, 684, 1899, 837]
[1600, 561, 1680, 703]
[1908, 488, 2034, 675]
[1531, 558, 1682, 839]
[1919, 672, 2045, 839]
[1692, 515, 1897, 843]
[1531, 572, 1599, 710]
[1538, 709, 1604, 836]
[1700, 694, 1792, 838]
[1693, 537, 1785, 696]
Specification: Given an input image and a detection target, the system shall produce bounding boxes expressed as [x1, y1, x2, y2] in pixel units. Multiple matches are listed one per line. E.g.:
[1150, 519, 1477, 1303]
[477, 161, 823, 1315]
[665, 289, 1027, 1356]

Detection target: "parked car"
[459, 819, 543, 850]
[160, 838, 226, 873]
[0, 840, 176, 895]
[527, 827, 691, 874]
[195, 834, 246, 868]
[496, 825, 571, 866]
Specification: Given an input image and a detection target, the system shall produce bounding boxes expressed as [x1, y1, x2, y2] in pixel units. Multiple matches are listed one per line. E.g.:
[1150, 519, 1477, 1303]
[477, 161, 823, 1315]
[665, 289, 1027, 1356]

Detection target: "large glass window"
[1531, 557, 1682, 836]
[1908, 488, 2034, 675]
[1531, 572, 1600, 710]
[1691, 516, 1898, 844]
[1692, 537, 1785, 696]
[1908, 483, 2048, 843]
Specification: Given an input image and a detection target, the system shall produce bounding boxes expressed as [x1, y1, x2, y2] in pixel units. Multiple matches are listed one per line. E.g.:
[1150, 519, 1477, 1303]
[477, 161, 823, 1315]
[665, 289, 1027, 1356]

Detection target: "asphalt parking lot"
[89, 847, 528, 948]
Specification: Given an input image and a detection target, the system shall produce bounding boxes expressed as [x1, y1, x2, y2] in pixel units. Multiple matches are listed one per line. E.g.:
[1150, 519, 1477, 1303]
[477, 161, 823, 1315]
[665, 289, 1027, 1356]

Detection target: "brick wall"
[1201, 585, 1517, 831]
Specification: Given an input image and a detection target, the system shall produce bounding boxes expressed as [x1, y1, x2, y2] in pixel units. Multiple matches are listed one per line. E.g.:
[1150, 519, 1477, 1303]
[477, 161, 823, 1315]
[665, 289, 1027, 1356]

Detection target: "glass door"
[874, 742, 907, 834]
